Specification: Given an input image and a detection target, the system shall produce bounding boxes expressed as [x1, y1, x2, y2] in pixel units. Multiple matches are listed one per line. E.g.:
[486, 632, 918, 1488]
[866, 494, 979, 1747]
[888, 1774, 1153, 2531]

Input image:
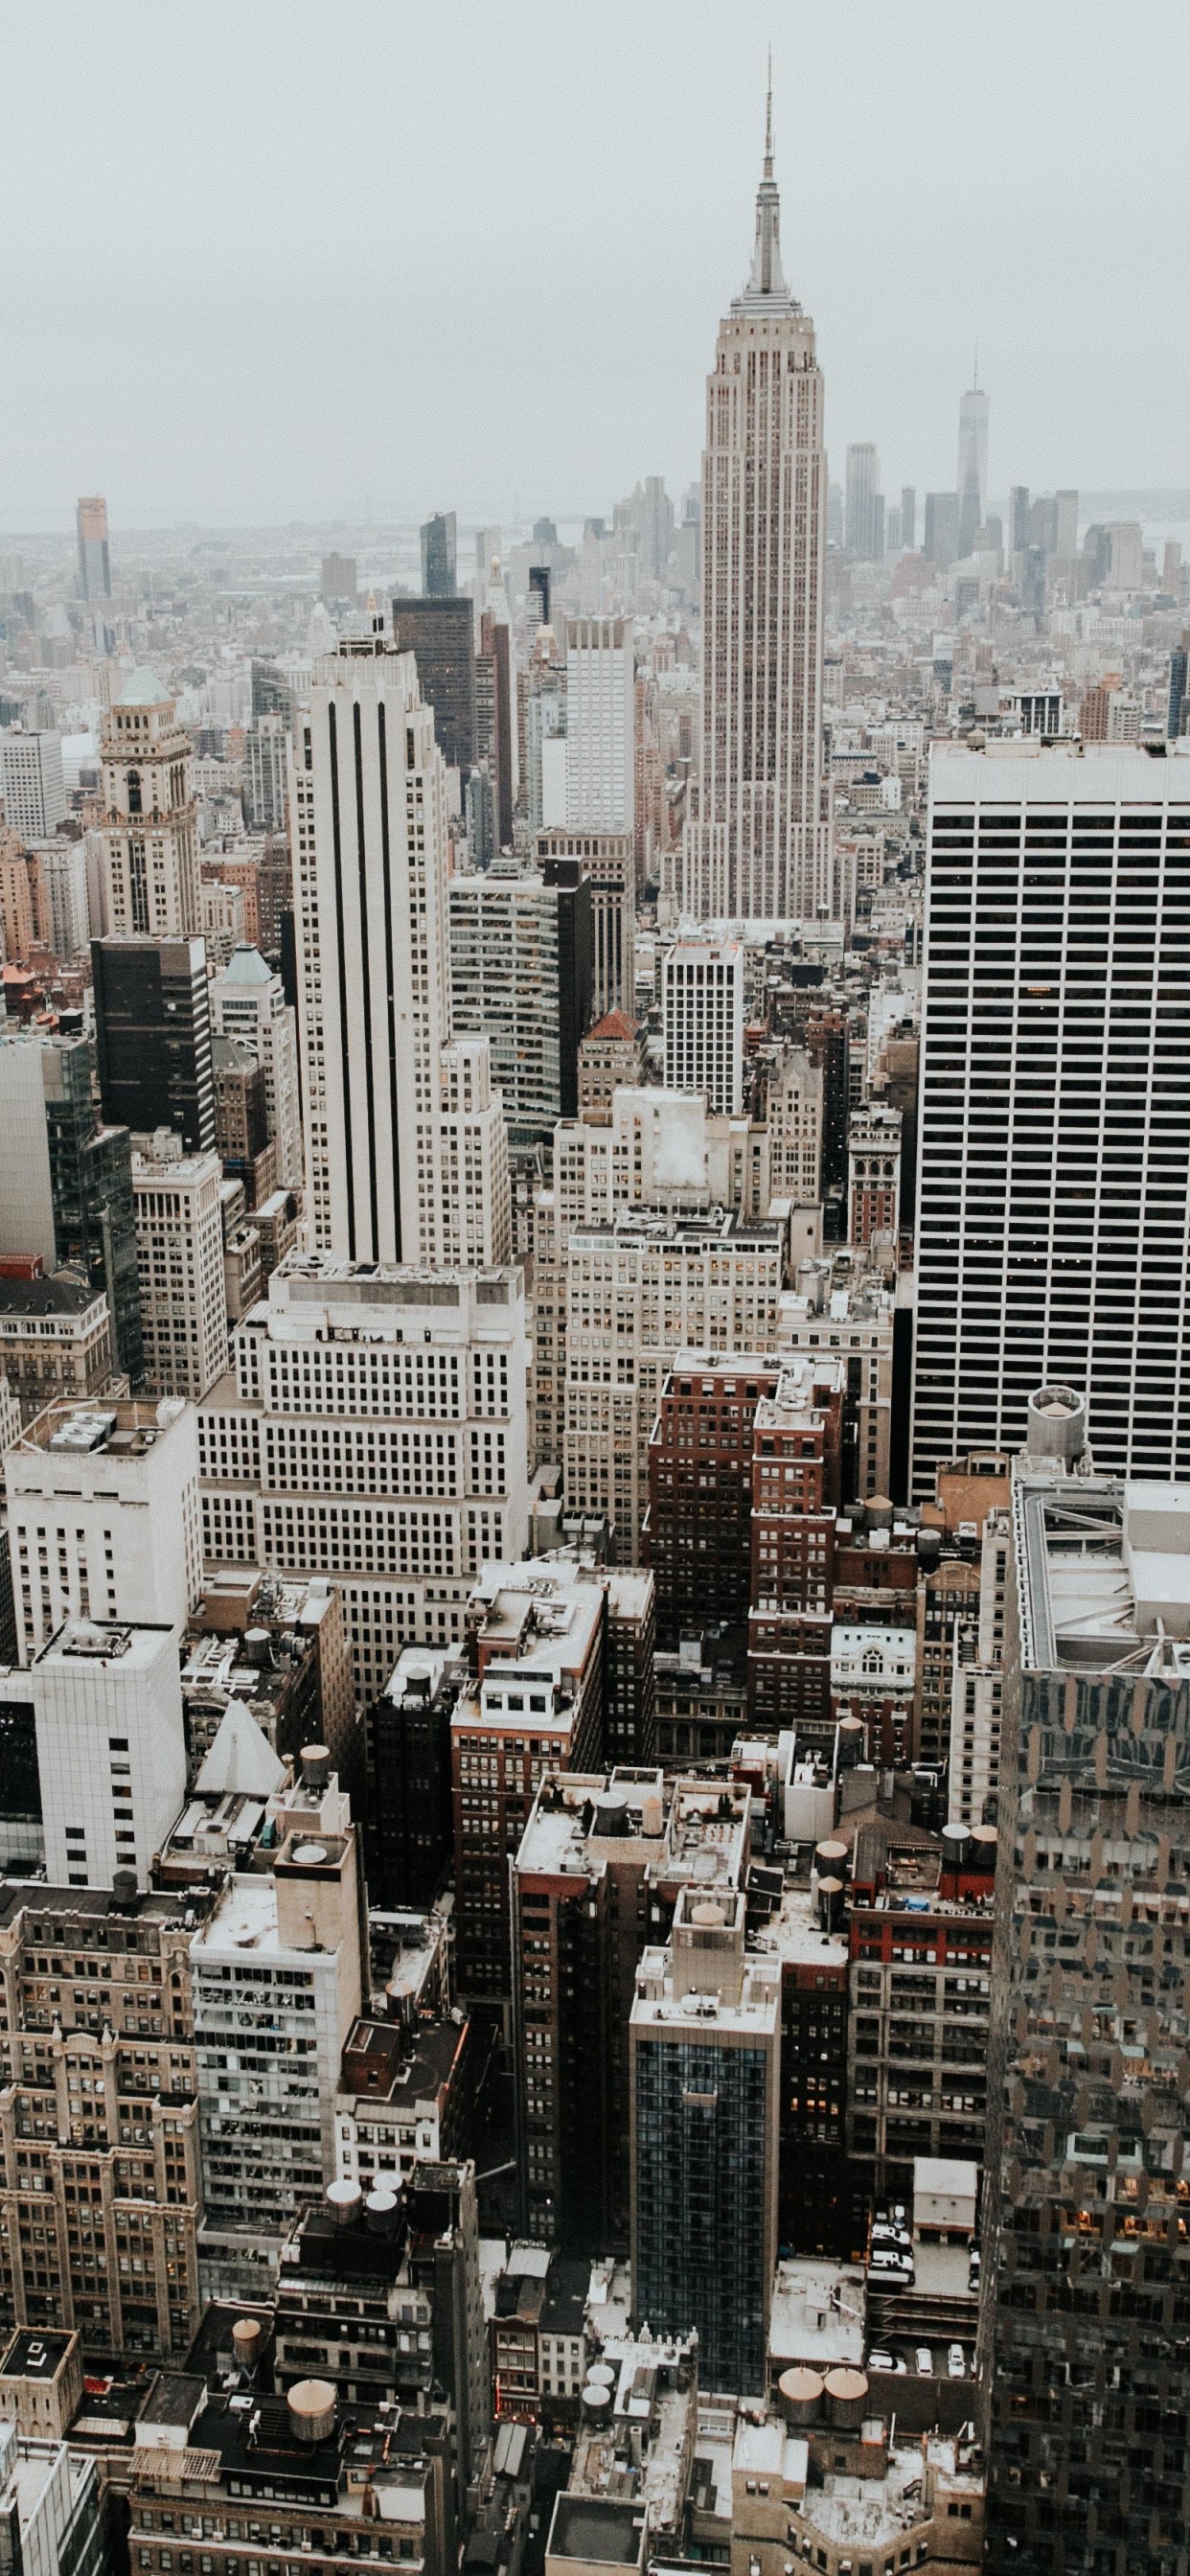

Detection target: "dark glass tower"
[390, 598, 475, 775]
[92, 935, 215, 1153]
[42, 1032, 143, 1385]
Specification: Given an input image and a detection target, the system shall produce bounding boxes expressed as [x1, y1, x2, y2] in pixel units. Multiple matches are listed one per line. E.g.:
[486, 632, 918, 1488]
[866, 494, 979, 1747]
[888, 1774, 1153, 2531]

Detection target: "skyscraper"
[681, 85, 828, 921]
[912, 742, 1190, 1494]
[99, 669, 198, 938]
[76, 494, 110, 602]
[0, 731, 65, 841]
[389, 596, 476, 776]
[956, 370, 989, 557]
[290, 626, 508, 1265]
[563, 616, 635, 833]
[844, 443, 881, 560]
[420, 511, 457, 596]
[984, 1428, 1190, 2574]
[447, 864, 593, 1141]
[92, 934, 215, 1153]
[901, 484, 916, 551]
[630, 1886, 780, 2395]
[661, 936, 744, 1114]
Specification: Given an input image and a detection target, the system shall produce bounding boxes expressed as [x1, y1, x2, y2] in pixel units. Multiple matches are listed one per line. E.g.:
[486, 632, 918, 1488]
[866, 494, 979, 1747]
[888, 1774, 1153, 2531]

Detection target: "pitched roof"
[195, 1696, 286, 1799]
[115, 666, 169, 706]
[584, 1010, 638, 1043]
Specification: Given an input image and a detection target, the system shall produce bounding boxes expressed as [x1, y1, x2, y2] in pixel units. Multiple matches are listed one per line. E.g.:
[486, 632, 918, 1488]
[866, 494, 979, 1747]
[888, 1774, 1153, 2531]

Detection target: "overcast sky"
[3, 0, 1188, 533]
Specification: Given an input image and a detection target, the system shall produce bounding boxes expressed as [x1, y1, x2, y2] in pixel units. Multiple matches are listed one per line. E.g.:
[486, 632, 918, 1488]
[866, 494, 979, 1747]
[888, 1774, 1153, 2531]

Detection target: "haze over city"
[3, 0, 1189, 529]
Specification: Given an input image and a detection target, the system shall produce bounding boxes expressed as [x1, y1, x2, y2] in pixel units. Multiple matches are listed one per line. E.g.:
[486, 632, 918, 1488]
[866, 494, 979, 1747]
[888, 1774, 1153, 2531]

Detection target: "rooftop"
[18, 1394, 188, 1461]
[116, 666, 169, 706]
[0, 1270, 104, 1322]
[547, 2495, 645, 2568]
[0, 2328, 76, 2380]
[767, 2260, 866, 2370]
[1016, 1471, 1190, 1677]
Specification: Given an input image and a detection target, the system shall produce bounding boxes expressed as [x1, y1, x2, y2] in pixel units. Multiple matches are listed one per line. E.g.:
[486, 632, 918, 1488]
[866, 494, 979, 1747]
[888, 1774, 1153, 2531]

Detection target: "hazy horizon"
[3, 0, 1187, 533]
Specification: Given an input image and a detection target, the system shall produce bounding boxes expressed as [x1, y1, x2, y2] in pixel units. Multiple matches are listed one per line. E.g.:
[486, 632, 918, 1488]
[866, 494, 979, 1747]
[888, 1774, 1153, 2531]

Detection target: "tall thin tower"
[956, 358, 989, 558]
[290, 621, 510, 1268]
[681, 80, 828, 924]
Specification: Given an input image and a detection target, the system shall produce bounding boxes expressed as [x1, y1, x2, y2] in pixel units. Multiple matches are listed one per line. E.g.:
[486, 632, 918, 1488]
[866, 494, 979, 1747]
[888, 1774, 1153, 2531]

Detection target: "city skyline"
[2, 0, 1189, 529]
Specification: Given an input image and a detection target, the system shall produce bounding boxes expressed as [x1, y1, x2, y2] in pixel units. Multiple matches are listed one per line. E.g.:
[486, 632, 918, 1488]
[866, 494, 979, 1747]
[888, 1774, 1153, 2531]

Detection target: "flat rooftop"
[767, 2261, 866, 2370]
[1, 2327, 75, 2379]
[931, 741, 1190, 802]
[548, 2495, 644, 2567]
[1016, 1472, 1190, 1676]
[17, 1396, 186, 1459]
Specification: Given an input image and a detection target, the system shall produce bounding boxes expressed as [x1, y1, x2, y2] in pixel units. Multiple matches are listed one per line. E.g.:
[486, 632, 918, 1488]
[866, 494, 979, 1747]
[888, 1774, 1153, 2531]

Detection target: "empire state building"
[682, 94, 829, 923]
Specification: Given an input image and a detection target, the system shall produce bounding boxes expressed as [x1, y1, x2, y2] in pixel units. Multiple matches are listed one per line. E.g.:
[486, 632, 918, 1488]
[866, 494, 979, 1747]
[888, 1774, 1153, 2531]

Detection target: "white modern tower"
[681, 85, 828, 923]
[291, 625, 510, 1267]
[912, 742, 1190, 1494]
[564, 617, 635, 833]
[956, 369, 989, 558]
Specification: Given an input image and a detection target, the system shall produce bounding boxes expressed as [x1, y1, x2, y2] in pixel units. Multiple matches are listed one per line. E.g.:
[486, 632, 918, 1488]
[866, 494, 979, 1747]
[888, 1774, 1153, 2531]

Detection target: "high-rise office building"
[390, 596, 476, 775]
[320, 552, 356, 607]
[956, 374, 989, 558]
[196, 1258, 531, 1710]
[512, 1770, 748, 2250]
[924, 490, 959, 571]
[420, 511, 457, 596]
[1008, 483, 1030, 559]
[913, 743, 1190, 1493]
[561, 1208, 788, 1560]
[681, 88, 828, 921]
[292, 630, 508, 1264]
[0, 731, 66, 841]
[208, 942, 303, 1188]
[98, 670, 198, 937]
[447, 866, 593, 1142]
[1053, 487, 1079, 557]
[251, 657, 295, 724]
[630, 1886, 780, 2395]
[131, 1139, 229, 1401]
[42, 1034, 144, 1383]
[243, 712, 290, 830]
[563, 617, 635, 832]
[190, 1772, 365, 2244]
[76, 494, 111, 601]
[92, 933, 215, 1152]
[475, 609, 514, 849]
[844, 443, 881, 561]
[28, 1615, 188, 1891]
[0, 1879, 205, 2356]
[0, 1031, 143, 1384]
[32, 839, 89, 957]
[536, 827, 636, 1022]
[0, 832, 36, 958]
[1168, 632, 1189, 738]
[901, 484, 916, 551]
[984, 1428, 1190, 2574]
[6, 1394, 202, 1665]
[661, 938, 744, 1115]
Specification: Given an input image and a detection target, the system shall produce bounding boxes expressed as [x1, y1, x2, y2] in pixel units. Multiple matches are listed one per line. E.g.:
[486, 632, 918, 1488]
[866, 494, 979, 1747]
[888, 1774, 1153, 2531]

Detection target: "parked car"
[948, 2343, 967, 2378]
[914, 2345, 933, 2374]
[868, 2350, 897, 2373]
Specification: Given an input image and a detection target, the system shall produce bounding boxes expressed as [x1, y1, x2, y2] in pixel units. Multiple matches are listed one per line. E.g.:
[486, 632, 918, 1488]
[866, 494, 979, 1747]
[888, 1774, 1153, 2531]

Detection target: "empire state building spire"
[741, 62, 796, 309]
[682, 63, 829, 925]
